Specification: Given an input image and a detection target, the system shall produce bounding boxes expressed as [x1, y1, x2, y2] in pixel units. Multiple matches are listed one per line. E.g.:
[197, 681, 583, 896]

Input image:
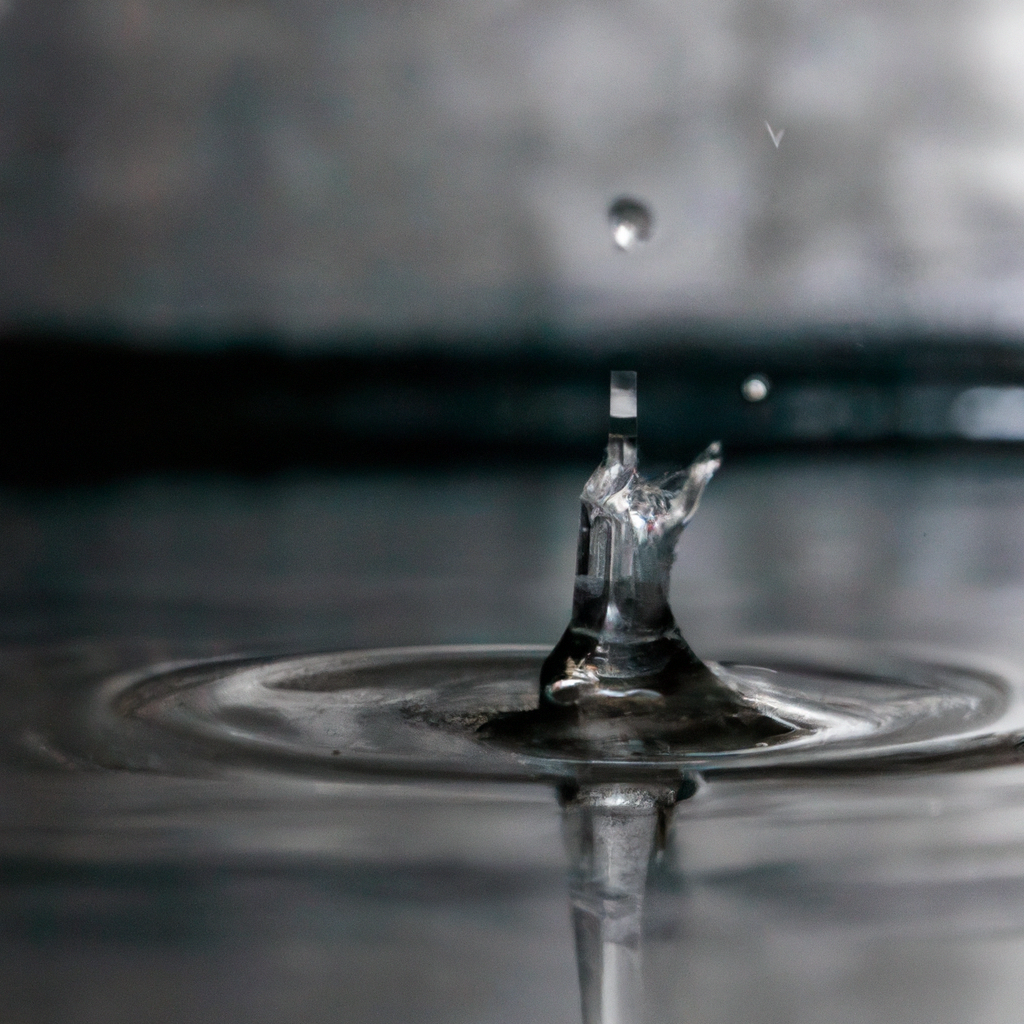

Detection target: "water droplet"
[765, 121, 785, 148]
[741, 374, 771, 402]
[608, 198, 653, 251]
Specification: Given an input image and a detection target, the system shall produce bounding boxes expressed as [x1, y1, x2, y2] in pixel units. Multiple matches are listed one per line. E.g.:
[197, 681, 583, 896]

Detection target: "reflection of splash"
[561, 783, 679, 1024]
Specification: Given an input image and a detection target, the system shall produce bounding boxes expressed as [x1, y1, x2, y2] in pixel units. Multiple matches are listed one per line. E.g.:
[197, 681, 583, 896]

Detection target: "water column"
[547, 371, 711, 1024]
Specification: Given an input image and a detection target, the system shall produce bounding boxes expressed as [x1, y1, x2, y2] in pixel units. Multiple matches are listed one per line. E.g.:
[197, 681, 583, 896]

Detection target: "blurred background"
[3, 0, 1024, 652]
[5, 0, 1024, 336]
[6, 0, 1024, 1022]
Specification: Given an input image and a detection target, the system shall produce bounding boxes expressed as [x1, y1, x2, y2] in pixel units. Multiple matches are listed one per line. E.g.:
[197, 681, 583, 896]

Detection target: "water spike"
[672, 440, 722, 528]
[608, 370, 638, 470]
[539, 373, 724, 710]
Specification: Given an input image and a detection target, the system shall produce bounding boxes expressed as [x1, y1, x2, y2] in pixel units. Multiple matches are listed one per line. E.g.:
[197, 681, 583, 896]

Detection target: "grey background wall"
[3, 0, 1024, 342]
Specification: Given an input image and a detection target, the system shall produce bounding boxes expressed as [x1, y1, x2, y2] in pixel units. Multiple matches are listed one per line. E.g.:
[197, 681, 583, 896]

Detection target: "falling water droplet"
[741, 374, 771, 402]
[608, 198, 654, 252]
[765, 121, 785, 148]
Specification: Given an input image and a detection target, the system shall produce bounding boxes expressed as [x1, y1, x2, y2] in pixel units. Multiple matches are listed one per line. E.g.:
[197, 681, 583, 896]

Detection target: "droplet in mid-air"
[608, 197, 654, 251]
[742, 374, 771, 402]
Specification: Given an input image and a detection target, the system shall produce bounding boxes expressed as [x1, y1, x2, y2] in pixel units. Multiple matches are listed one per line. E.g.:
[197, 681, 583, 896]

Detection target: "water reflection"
[5, 454, 1024, 1024]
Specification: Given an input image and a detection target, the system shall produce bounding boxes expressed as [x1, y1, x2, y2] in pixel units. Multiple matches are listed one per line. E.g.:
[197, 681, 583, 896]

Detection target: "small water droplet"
[741, 374, 771, 402]
[765, 121, 785, 148]
[608, 197, 653, 251]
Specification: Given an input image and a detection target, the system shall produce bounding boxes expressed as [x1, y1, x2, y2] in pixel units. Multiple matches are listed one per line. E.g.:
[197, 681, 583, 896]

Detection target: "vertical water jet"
[540, 370, 722, 713]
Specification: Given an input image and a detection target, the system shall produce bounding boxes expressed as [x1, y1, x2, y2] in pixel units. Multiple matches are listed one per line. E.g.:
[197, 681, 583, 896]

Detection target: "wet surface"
[8, 451, 1024, 1022]
[43, 643, 1015, 780]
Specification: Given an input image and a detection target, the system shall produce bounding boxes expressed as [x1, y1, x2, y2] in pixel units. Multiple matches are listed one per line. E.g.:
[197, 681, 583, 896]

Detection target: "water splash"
[70, 644, 1013, 779]
[542, 370, 721, 708]
[510, 370, 784, 1024]
[487, 372, 795, 757]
